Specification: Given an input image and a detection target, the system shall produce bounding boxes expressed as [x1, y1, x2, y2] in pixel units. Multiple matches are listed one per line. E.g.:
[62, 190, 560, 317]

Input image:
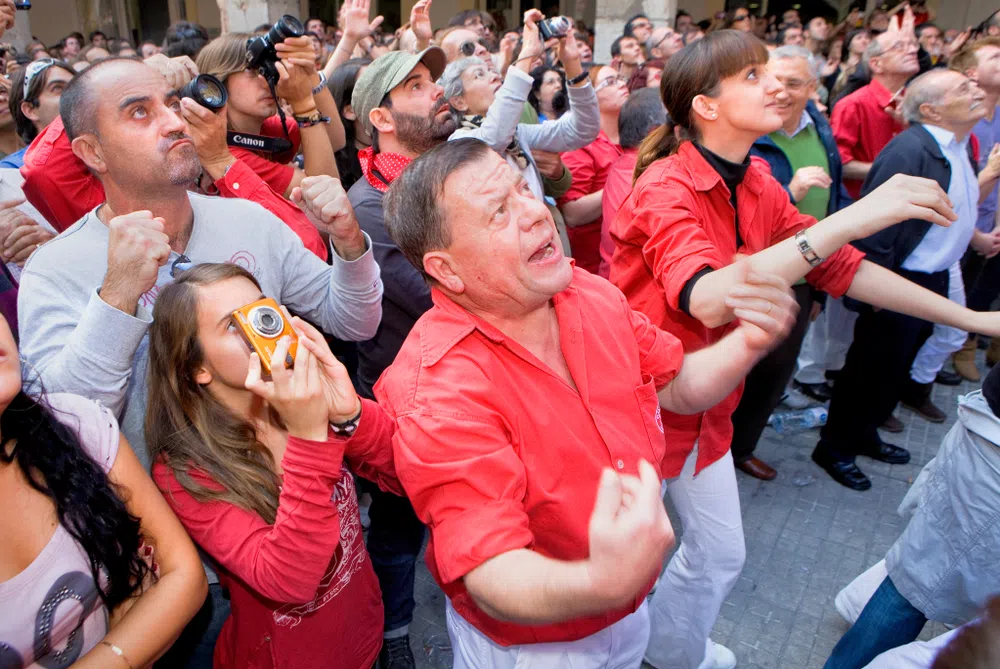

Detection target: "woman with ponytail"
[609, 29, 1000, 669]
[0, 313, 206, 668]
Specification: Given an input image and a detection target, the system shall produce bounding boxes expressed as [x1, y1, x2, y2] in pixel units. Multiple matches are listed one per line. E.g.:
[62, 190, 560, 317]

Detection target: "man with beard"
[346, 46, 454, 669]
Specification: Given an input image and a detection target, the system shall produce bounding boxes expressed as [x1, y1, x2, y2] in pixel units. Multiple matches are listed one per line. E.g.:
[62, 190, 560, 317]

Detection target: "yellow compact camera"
[232, 298, 297, 375]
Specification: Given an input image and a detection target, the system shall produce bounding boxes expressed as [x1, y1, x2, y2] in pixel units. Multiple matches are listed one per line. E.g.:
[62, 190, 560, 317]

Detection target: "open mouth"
[528, 240, 557, 263]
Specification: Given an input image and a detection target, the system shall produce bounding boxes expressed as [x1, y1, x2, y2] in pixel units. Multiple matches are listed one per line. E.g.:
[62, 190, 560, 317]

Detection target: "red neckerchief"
[358, 146, 413, 193]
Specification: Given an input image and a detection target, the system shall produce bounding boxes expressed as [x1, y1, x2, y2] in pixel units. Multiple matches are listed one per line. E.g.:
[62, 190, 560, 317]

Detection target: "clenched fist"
[291, 176, 367, 260]
[100, 211, 171, 315]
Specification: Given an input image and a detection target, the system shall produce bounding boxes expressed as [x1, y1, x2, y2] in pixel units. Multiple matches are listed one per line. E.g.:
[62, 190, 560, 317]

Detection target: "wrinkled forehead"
[441, 151, 512, 215]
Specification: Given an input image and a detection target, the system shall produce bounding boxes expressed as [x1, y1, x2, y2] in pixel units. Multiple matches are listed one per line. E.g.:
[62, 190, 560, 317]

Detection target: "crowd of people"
[2, 0, 1000, 667]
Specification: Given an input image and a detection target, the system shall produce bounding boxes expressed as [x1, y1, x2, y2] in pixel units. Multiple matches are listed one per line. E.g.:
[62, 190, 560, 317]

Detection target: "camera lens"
[179, 74, 228, 111]
[268, 15, 305, 44]
[249, 306, 284, 337]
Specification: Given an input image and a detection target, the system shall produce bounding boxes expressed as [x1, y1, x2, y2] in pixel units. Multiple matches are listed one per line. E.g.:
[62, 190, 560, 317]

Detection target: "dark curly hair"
[1, 389, 153, 610]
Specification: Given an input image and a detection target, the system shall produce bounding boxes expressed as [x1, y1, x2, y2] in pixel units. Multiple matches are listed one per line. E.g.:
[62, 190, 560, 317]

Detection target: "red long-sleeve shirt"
[152, 400, 400, 669]
[609, 141, 865, 477]
[19, 117, 325, 259]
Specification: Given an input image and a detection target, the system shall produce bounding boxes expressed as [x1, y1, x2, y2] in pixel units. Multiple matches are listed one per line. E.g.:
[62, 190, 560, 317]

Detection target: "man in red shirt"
[375, 138, 799, 666]
[831, 29, 919, 198]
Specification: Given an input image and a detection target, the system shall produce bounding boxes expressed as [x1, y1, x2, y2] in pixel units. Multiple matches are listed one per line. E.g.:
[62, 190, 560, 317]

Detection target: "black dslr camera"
[179, 74, 228, 111]
[246, 15, 304, 88]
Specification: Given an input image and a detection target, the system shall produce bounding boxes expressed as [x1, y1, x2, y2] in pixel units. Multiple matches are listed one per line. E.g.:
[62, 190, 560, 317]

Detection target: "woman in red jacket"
[610, 29, 1000, 669]
[146, 263, 399, 669]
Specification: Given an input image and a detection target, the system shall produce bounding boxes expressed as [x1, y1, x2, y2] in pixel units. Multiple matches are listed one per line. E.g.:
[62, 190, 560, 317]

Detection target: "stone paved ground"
[402, 357, 986, 669]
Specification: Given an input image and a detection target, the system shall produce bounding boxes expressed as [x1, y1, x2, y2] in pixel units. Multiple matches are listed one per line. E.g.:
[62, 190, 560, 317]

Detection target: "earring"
[710, 112, 717, 119]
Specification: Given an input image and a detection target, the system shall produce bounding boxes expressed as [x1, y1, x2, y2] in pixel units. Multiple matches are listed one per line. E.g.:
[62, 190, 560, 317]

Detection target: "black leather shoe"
[794, 380, 833, 402]
[935, 370, 962, 386]
[812, 451, 872, 490]
[858, 441, 911, 465]
[378, 637, 416, 669]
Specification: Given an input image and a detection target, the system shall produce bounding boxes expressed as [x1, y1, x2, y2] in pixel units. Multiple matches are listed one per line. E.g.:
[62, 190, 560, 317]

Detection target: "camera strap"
[226, 131, 293, 155]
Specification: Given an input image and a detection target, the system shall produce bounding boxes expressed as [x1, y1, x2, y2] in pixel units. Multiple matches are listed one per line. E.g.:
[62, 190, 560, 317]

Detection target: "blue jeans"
[823, 576, 927, 669]
[156, 583, 230, 668]
[362, 481, 426, 634]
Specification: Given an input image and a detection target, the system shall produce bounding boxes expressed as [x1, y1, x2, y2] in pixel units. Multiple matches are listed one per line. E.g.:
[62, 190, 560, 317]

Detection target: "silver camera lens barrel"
[248, 305, 284, 337]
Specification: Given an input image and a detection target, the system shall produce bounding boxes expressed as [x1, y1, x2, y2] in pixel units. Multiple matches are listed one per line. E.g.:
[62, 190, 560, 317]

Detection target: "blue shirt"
[902, 124, 978, 273]
[0, 147, 26, 169]
[974, 109, 1000, 232]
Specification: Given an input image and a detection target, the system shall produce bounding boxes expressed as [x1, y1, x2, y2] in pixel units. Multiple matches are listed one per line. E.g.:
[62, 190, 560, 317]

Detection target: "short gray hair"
[901, 69, 955, 124]
[439, 56, 486, 101]
[770, 45, 820, 79]
[862, 37, 884, 69]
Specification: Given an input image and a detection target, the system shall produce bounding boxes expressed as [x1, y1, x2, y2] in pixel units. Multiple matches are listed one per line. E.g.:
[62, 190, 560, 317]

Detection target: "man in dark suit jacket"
[813, 69, 986, 490]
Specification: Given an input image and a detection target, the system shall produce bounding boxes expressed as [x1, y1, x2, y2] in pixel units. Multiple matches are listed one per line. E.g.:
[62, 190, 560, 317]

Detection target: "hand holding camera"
[291, 315, 362, 424]
[291, 176, 366, 260]
[179, 97, 234, 180]
[517, 10, 544, 73]
[101, 211, 171, 315]
[245, 329, 331, 443]
[144, 53, 199, 90]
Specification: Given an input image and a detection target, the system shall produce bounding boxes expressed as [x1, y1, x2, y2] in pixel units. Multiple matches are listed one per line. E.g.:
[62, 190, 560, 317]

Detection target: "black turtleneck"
[677, 144, 752, 318]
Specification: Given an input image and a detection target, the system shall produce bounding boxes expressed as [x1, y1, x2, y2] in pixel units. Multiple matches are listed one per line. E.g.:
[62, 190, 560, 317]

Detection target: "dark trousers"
[822, 576, 926, 669]
[359, 479, 426, 634]
[731, 284, 814, 462]
[816, 269, 948, 462]
[961, 250, 1000, 316]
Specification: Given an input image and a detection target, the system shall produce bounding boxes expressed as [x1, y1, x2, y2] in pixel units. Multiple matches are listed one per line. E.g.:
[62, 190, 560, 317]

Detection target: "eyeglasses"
[734, 12, 751, 21]
[631, 21, 652, 30]
[652, 30, 676, 50]
[776, 77, 814, 91]
[595, 75, 628, 91]
[460, 41, 477, 57]
[170, 254, 193, 278]
[884, 39, 918, 54]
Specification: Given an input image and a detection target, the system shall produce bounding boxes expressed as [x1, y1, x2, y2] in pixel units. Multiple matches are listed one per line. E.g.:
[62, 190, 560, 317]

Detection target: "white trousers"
[862, 628, 958, 669]
[794, 296, 858, 385]
[645, 448, 746, 669]
[446, 599, 650, 669]
[910, 262, 967, 384]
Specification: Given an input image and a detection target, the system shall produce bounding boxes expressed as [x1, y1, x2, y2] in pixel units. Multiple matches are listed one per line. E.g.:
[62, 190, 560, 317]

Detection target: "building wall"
[27, 0, 84, 45]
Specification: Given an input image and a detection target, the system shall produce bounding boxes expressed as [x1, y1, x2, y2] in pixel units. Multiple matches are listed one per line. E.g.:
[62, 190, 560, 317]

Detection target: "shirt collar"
[921, 123, 967, 151]
[421, 263, 579, 367]
[867, 77, 899, 108]
[775, 110, 814, 138]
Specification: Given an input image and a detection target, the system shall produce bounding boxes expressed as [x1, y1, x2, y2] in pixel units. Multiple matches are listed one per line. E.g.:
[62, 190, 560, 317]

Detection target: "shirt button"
[232, 182, 240, 190]
[616, 459, 625, 470]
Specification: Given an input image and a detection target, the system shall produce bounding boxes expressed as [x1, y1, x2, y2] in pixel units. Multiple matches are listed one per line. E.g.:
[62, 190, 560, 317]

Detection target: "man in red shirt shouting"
[374, 138, 798, 668]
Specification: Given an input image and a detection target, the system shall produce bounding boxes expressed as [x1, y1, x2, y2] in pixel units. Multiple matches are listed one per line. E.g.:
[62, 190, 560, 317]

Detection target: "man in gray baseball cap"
[346, 44, 454, 669]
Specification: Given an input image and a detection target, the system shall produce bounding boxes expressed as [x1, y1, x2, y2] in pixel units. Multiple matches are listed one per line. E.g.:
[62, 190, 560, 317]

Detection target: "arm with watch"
[685, 172, 1000, 337]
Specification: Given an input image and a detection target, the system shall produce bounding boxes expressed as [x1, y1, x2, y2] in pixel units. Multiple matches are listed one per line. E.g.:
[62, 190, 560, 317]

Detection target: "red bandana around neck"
[358, 146, 413, 193]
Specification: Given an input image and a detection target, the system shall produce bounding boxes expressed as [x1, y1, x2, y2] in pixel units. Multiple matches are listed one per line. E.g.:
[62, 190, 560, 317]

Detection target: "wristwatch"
[295, 110, 331, 128]
[567, 69, 590, 86]
[311, 71, 328, 95]
[330, 403, 363, 437]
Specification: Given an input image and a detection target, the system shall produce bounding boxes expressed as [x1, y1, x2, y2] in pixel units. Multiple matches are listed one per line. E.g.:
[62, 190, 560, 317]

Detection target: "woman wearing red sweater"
[146, 263, 400, 669]
[609, 30, 1000, 669]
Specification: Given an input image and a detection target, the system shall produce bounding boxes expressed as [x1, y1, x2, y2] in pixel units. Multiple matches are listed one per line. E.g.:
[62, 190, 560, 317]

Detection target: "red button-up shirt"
[374, 267, 683, 647]
[599, 148, 639, 279]
[608, 142, 865, 477]
[558, 130, 624, 274]
[830, 78, 904, 199]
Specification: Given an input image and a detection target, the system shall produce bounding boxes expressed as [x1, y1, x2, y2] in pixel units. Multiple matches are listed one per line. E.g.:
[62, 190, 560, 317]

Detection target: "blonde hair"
[195, 32, 252, 81]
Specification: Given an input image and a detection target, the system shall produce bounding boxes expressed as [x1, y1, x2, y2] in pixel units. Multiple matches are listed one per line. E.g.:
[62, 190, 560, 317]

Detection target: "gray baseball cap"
[352, 47, 447, 135]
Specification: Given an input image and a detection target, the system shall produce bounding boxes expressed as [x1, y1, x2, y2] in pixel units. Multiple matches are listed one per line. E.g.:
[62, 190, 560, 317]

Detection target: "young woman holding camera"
[0, 313, 206, 668]
[195, 31, 345, 198]
[147, 263, 400, 669]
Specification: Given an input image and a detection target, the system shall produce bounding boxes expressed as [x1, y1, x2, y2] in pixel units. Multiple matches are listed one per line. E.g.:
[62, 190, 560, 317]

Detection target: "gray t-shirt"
[18, 192, 383, 469]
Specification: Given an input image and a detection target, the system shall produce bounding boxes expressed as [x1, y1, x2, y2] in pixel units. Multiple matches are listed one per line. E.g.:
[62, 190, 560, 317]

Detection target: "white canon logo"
[233, 134, 265, 148]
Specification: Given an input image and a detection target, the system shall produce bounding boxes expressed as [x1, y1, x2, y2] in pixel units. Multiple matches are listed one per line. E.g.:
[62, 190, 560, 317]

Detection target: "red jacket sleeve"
[229, 146, 296, 197]
[153, 432, 348, 604]
[20, 117, 105, 231]
[830, 99, 860, 167]
[558, 147, 597, 205]
[214, 158, 328, 261]
[346, 399, 403, 495]
[763, 178, 865, 298]
[628, 180, 728, 311]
